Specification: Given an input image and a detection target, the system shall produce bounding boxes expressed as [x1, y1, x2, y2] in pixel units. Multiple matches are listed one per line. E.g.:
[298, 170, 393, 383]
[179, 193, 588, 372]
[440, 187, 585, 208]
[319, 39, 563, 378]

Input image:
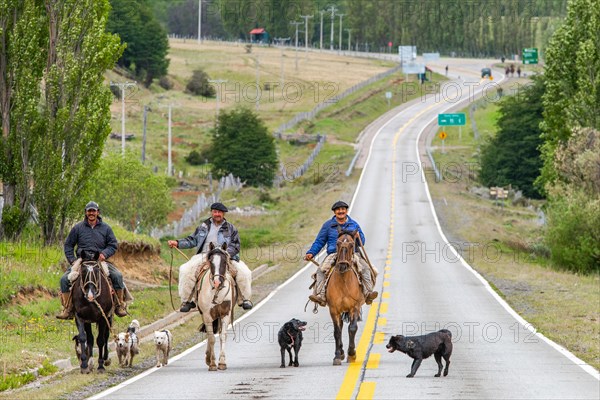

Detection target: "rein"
[170, 247, 190, 312]
[79, 261, 114, 335]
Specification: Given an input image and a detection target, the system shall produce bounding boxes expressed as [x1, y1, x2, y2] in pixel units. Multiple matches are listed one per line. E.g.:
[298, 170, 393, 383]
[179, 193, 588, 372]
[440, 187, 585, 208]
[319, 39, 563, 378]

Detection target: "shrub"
[185, 150, 204, 166]
[158, 76, 173, 90]
[185, 69, 215, 97]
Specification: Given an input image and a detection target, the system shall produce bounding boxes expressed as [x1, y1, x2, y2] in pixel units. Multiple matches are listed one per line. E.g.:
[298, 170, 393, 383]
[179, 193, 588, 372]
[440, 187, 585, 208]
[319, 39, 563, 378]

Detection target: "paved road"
[90, 58, 599, 400]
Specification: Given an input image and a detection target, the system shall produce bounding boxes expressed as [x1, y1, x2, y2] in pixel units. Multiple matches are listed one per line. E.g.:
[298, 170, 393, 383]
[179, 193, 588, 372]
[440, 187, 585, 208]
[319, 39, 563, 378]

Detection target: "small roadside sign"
[439, 131, 447, 140]
[438, 113, 466, 126]
[523, 48, 538, 65]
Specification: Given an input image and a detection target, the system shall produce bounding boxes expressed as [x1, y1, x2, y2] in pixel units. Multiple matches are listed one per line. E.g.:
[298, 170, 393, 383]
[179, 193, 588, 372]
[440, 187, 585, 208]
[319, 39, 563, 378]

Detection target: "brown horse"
[71, 251, 114, 374]
[326, 229, 365, 365]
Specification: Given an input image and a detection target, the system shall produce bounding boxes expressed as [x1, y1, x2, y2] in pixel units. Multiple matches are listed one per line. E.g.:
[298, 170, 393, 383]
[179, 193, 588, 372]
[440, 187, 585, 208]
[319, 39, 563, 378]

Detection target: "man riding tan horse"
[167, 202, 253, 312]
[57, 201, 128, 319]
[305, 200, 378, 307]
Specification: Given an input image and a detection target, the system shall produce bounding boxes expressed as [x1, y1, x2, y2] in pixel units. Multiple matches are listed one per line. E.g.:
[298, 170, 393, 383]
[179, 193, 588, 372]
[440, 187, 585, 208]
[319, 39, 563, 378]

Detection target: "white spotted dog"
[154, 329, 173, 368]
[115, 320, 140, 367]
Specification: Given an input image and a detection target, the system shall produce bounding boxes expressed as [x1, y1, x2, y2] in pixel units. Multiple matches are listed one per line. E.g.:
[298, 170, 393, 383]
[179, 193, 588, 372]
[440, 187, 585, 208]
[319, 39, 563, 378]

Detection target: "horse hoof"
[81, 368, 91, 374]
[333, 358, 342, 366]
[218, 363, 227, 370]
[347, 355, 356, 363]
[209, 366, 218, 371]
[97, 368, 105, 374]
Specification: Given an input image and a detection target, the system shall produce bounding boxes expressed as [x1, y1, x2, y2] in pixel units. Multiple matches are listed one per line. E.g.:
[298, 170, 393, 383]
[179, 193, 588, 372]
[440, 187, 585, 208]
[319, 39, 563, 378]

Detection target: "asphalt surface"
[89, 57, 599, 400]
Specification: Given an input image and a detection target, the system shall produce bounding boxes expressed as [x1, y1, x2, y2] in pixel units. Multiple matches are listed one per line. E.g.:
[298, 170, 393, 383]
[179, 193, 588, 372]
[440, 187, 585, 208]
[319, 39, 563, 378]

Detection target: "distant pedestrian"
[517, 66, 521, 78]
[445, 65, 448, 76]
[510, 64, 515, 77]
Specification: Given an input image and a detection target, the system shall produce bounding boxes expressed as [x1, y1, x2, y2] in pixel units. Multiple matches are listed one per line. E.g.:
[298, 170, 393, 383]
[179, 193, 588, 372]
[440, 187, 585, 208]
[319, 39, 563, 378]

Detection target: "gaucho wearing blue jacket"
[305, 201, 378, 307]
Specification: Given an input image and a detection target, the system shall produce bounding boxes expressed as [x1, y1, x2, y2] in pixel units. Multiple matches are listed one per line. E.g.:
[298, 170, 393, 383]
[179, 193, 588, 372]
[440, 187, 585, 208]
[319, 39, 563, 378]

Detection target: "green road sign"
[438, 113, 466, 126]
[523, 48, 538, 65]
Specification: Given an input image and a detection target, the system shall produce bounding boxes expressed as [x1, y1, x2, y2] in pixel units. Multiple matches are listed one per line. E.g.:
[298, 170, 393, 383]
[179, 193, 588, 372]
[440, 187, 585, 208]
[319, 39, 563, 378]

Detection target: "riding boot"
[114, 289, 128, 317]
[56, 292, 74, 320]
[308, 269, 327, 307]
[361, 268, 378, 305]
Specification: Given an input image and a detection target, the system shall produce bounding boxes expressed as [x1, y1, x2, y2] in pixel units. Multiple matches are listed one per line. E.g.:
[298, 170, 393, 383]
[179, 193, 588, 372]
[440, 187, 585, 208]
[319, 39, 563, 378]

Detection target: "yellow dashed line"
[374, 332, 385, 344]
[357, 382, 376, 400]
[383, 281, 390, 287]
[380, 303, 388, 314]
[382, 292, 390, 299]
[367, 353, 381, 369]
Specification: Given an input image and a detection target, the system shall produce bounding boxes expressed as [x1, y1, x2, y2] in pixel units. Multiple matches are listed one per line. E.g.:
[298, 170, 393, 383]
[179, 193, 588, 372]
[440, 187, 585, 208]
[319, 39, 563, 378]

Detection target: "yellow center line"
[336, 101, 439, 400]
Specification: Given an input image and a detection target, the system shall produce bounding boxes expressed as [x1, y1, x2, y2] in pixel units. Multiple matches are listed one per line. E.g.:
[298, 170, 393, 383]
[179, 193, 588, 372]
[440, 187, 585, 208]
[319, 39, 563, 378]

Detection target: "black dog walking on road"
[278, 318, 307, 368]
[386, 329, 453, 378]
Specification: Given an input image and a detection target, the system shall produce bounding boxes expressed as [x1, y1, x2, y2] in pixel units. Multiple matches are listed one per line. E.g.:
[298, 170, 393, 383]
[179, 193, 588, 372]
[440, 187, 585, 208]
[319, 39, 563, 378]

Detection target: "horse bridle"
[80, 261, 103, 300]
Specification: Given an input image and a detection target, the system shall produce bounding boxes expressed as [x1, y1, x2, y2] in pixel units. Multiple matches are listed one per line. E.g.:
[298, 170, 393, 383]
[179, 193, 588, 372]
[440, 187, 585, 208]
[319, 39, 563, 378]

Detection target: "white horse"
[195, 242, 237, 371]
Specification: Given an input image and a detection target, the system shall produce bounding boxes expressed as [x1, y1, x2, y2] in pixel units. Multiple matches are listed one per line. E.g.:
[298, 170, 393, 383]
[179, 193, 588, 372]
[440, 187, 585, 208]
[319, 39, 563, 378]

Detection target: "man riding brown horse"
[305, 201, 378, 307]
[56, 201, 128, 319]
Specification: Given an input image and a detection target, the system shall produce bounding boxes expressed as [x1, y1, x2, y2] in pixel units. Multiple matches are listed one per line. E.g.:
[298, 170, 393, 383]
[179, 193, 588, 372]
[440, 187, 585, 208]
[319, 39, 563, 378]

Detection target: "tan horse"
[326, 229, 365, 365]
[195, 242, 237, 371]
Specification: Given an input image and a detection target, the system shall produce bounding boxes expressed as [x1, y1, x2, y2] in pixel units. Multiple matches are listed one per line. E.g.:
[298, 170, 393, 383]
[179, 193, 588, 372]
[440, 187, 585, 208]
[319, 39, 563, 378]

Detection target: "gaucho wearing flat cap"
[167, 202, 253, 312]
[304, 200, 378, 307]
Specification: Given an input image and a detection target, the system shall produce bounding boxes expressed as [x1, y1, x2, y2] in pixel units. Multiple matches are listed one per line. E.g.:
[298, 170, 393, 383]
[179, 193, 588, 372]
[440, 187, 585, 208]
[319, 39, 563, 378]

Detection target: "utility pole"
[319, 10, 325, 50]
[141, 105, 150, 164]
[110, 81, 137, 156]
[300, 15, 312, 53]
[254, 53, 260, 111]
[168, 105, 173, 176]
[328, 5, 337, 50]
[274, 37, 289, 88]
[208, 79, 227, 122]
[197, 0, 202, 44]
[290, 21, 302, 72]
[345, 29, 353, 51]
[338, 14, 344, 52]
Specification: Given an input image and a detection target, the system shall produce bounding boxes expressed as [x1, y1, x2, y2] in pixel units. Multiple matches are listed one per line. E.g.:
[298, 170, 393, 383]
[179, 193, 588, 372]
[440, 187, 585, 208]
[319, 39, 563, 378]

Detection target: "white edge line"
[415, 97, 600, 381]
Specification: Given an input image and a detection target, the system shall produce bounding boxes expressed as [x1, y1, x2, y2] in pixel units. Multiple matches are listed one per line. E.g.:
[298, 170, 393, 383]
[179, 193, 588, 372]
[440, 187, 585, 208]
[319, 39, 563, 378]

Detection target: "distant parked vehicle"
[481, 68, 492, 78]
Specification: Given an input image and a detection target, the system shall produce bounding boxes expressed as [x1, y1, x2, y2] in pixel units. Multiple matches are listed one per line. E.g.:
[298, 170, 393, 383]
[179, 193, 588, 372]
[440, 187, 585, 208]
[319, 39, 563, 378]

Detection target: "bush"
[185, 69, 215, 97]
[545, 189, 600, 273]
[158, 76, 173, 90]
[185, 150, 204, 166]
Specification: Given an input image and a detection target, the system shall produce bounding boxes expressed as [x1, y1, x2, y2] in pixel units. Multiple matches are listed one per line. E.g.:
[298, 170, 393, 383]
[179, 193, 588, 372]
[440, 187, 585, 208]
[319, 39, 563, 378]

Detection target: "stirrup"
[56, 308, 74, 320]
[309, 295, 326, 307]
[365, 291, 378, 305]
[179, 301, 196, 313]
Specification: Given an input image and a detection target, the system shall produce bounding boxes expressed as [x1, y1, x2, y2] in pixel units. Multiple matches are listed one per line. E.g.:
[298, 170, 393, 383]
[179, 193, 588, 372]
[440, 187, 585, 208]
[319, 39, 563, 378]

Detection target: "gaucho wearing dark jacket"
[176, 218, 241, 261]
[64, 215, 118, 264]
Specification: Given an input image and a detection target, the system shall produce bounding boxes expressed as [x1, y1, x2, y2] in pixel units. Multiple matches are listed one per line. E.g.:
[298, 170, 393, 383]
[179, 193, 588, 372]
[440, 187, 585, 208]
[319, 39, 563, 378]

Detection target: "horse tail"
[341, 310, 363, 323]
[213, 319, 220, 333]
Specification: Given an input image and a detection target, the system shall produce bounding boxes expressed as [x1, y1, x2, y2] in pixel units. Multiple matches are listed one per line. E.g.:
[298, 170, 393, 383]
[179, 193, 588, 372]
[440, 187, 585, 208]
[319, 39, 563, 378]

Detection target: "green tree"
[87, 152, 173, 232]
[210, 107, 278, 187]
[0, 0, 47, 239]
[539, 0, 600, 187]
[544, 128, 600, 272]
[185, 68, 216, 97]
[32, 0, 124, 244]
[479, 76, 545, 199]
[108, 0, 169, 87]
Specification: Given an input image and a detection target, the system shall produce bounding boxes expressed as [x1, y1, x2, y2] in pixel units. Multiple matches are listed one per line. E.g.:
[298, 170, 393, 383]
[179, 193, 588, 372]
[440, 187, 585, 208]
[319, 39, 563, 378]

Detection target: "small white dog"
[154, 329, 173, 368]
[115, 320, 140, 367]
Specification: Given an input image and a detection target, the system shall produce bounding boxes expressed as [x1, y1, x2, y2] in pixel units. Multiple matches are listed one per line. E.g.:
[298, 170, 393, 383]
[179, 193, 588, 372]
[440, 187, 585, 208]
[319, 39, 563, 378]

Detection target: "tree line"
[152, 0, 567, 57]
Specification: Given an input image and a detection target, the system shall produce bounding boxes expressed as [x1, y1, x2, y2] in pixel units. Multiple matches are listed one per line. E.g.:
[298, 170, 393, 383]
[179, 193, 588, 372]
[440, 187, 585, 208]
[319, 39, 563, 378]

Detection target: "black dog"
[278, 318, 307, 368]
[386, 329, 453, 378]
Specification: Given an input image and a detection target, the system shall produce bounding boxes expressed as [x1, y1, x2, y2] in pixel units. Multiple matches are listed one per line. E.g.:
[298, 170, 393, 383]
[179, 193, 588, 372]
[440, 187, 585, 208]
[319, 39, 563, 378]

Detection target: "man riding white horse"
[168, 202, 253, 312]
[305, 200, 378, 307]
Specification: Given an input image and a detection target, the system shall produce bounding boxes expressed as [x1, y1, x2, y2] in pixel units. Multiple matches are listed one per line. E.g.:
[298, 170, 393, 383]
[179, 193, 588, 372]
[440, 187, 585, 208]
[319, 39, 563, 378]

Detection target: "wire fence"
[273, 64, 403, 136]
[273, 134, 326, 187]
[150, 173, 242, 239]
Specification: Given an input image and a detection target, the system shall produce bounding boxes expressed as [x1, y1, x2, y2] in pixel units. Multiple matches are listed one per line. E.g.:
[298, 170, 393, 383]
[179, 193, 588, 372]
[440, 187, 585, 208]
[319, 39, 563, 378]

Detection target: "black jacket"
[64, 216, 118, 264]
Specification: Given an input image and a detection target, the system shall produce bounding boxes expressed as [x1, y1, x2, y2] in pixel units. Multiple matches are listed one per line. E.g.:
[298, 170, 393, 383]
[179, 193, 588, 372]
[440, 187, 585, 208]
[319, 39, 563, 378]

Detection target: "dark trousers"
[60, 261, 124, 293]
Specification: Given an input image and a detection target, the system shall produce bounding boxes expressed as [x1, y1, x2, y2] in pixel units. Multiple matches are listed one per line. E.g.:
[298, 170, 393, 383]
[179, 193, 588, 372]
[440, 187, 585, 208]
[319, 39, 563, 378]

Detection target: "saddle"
[67, 259, 134, 302]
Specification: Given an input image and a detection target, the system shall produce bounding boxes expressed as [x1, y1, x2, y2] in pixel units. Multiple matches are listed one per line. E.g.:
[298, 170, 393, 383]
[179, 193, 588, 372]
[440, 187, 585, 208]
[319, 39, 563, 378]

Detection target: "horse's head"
[81, 261, 101, 302]
[336, 228, 357, 273]
[207, 242, 230, 289]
